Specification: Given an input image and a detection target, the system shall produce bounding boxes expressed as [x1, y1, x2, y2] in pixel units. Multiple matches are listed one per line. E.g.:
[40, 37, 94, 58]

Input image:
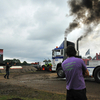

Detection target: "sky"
[0, 0, 100, 63]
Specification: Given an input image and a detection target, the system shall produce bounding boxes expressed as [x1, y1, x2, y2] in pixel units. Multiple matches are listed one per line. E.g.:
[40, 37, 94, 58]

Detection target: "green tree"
[4, 58, 21, 65]
[22, 61, 27, 65]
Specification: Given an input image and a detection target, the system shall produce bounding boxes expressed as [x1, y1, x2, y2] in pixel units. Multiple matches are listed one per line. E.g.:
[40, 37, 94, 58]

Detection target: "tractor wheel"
[94, 67, 100, 83]
[49, 66, 52, 72]
[42, 65, 45, 71]
[57, 67, 65, 78]
[47, 64, 52, 72]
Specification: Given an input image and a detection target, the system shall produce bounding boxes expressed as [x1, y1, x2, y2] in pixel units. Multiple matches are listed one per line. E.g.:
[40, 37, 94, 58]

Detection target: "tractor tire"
[57, 67, 65, 78]
[42, 65, 45, 71]
[94, 67, 100, 83]
[46, 64, 52, 72]
[48, 66, 52, 72]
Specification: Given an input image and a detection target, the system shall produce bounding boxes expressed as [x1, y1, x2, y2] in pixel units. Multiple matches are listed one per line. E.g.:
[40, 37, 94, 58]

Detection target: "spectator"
[62, 45, 89, 100]
[4, 62, 11, 79]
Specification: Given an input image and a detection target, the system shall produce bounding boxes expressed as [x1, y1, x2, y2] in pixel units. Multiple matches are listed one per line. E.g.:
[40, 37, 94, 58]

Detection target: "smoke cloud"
[66, 0, 100, 40]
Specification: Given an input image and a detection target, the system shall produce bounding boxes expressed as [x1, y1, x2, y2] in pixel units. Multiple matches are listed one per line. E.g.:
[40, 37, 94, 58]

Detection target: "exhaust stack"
[77, 36, 83, 56]
[63, 37, 67, 60]
[76, 39, 79, 56]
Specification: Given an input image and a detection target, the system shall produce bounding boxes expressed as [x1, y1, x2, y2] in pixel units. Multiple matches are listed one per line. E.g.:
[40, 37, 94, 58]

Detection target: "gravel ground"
[0, 71, 100, 100]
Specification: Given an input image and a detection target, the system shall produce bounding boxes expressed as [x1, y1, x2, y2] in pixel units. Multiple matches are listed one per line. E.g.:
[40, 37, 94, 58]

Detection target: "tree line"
[3, 59, 52, 66]
[3, 59, 30, 66]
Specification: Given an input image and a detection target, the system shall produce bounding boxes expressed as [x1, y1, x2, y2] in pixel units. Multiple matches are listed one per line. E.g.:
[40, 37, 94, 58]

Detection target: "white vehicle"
[52, 38, 100, 83]
[32, 62, 45, 70]
[52, 37, 75, 78]
[86, 60, 100, 83]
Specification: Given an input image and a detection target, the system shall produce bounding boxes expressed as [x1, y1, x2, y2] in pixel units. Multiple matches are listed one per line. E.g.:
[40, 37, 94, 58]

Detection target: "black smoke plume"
[66, 0, 100, 39]
[65, 20, 79, 34]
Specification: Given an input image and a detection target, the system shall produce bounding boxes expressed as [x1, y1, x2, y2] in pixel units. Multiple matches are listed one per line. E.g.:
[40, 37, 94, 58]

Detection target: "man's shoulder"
[62, 59, 67, 66]
[62, 58, 71, 66]
[67, 57, 81, 61]
[62, 57, 83, 64]
[67, 57, 83, 63]
[73, 57, 82, 60]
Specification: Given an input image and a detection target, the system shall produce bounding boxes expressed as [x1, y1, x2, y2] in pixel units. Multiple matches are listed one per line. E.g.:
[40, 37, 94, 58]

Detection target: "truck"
[51, 37, 100, 83]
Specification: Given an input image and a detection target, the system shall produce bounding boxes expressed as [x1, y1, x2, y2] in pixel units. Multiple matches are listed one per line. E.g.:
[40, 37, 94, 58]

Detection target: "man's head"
[65, 45, 76, 57]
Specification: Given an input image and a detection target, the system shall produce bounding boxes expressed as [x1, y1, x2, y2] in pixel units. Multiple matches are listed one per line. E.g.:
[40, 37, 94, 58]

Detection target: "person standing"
[62, 45, 89, 100]
[4, 62, 11, 79]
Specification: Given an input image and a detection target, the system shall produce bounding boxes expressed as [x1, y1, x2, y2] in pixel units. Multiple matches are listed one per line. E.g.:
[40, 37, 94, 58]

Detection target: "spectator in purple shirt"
[62, 45, 89, 100]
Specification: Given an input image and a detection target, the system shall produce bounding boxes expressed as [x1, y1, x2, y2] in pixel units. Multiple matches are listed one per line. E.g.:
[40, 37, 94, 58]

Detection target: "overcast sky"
[0, 0, 100, 63]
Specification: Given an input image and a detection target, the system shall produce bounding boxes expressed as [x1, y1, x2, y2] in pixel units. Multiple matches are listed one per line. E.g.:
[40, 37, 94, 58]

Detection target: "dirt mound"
[20, 66, 37, 73]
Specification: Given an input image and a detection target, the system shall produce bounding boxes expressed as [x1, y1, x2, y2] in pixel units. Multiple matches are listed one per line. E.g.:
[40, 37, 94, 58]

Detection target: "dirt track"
[0, 71, 100, 100]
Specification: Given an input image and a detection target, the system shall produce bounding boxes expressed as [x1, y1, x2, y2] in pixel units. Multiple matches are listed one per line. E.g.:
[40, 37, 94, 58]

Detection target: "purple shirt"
[62, 57, 87, 90]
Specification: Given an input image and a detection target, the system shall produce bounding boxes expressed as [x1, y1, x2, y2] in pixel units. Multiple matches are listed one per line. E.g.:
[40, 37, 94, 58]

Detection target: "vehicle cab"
[52, 39, 75, 78]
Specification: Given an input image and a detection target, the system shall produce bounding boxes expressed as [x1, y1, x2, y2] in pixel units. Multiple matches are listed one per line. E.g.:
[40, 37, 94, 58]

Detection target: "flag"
[85, 49, 90, 56]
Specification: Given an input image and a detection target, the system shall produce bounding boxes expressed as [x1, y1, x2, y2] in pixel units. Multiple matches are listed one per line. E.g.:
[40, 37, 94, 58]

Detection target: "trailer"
[51, 38, 100, 83]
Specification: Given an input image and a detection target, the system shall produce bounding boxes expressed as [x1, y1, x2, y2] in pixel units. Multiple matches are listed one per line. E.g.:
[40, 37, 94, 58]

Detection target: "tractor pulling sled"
[32, 60, 52, 72]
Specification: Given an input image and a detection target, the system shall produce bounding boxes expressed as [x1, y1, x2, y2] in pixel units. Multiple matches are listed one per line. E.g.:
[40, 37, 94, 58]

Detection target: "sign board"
[10, 66, 22, 69]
